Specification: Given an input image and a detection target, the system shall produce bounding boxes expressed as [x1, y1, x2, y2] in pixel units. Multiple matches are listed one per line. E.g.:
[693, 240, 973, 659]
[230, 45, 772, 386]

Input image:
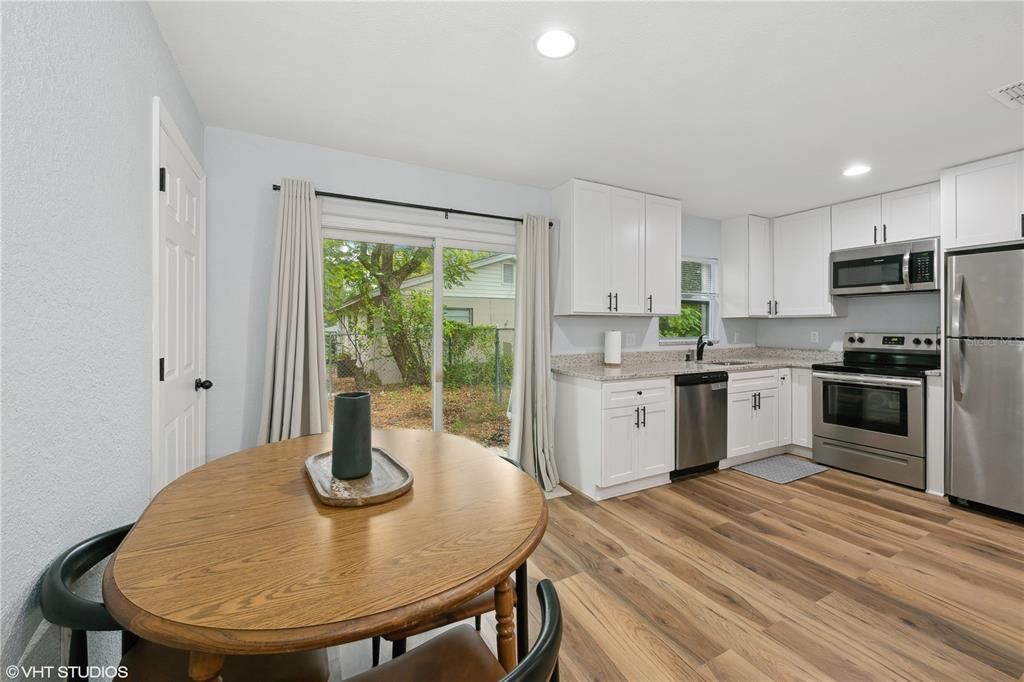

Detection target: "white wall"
[551, 214, 757, 354]
[204, 127, 550, 458]
[756, 293, 942, 350]
[1, 2, 204, 671]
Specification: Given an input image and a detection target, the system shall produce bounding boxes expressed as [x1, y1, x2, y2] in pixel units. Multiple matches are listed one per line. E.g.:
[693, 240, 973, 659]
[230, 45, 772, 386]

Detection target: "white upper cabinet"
[941, 151, 1024, 249]
[772, 207, 834, 317]
[881, 182, 940, 243]
[552, 179, 680, 316]
[747, 217, 773, 317]
[609, 188, 645, 314]
[720, 215, 772, 317]
[831, 195, 882, 251]
[644, 194, 682, 315]
[830, 183, 939, 250]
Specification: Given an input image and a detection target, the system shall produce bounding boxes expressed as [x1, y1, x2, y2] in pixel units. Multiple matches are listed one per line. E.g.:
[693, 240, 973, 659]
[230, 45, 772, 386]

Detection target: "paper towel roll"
[604, 330, 622, 366]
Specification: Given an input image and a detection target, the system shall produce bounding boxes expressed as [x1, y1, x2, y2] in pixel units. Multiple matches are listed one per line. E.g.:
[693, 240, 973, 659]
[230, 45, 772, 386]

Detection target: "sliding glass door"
[322, 235, 515, 451]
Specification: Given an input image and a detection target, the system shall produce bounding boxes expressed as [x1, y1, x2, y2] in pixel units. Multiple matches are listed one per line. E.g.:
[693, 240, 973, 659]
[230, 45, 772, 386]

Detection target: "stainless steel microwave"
[830, 238, 939, 296]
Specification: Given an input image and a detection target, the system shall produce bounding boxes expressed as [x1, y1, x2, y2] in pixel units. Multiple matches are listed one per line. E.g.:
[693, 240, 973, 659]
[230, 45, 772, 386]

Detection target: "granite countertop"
[551, 347, 842, 382]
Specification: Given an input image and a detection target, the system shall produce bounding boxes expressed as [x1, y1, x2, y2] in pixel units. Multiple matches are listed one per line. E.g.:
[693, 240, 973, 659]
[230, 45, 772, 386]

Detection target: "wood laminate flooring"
[333, 467, 1024, 680]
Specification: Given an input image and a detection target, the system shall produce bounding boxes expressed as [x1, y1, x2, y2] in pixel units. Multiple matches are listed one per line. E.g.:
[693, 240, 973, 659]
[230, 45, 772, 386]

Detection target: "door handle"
[902, 247, 911, 290]
[607, 292, 613, 311]
[874, 225, 878, 244]
[195, 378, 213, 391]
[773, 300, 778, 316]
[641, 405, 646, 427]
[950, 339, 965, 402]
[767, 300, 772, 315]
[950, 273, 965, 337]
[883, 223, 887, 242]
[647, 294, 653, 312]
[634, 406, 640, 428]
[756, 392, 761, 410]
[614, 292, 618, 311]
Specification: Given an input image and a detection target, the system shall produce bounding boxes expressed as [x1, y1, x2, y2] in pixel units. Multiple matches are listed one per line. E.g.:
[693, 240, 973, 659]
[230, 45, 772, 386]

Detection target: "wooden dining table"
[103, 429, 548, 681]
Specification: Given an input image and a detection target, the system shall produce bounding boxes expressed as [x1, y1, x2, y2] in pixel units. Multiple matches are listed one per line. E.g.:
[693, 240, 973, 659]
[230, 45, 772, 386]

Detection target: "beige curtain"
[258, 179, 330, 444]
[508, 215, 559, 491]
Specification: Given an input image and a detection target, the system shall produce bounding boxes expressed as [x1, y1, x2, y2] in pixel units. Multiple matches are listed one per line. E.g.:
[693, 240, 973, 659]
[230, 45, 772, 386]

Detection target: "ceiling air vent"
[989, 80, 1024, 109]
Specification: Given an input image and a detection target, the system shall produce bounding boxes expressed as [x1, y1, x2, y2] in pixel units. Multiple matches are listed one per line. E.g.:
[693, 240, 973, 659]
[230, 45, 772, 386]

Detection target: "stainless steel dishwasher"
[675, 371, 729, 471]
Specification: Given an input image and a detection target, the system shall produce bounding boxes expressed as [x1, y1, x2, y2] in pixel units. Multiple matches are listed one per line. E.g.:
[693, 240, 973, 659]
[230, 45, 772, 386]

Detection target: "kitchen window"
[659, 258, 718, 342]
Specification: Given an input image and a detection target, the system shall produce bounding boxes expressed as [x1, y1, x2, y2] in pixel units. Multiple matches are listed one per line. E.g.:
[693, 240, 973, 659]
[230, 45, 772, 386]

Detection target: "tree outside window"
[659, 259, 717, 341]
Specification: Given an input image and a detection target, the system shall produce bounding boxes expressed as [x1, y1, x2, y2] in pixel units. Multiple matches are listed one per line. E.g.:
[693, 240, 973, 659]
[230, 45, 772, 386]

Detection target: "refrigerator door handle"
[950, 338, 965, 402]
[950, 273, 965, 337]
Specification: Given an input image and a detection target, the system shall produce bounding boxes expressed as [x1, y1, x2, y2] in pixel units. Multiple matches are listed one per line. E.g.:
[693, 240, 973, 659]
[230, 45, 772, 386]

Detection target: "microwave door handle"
[950, 273, 965, 337]
[903, 247, 912, 289]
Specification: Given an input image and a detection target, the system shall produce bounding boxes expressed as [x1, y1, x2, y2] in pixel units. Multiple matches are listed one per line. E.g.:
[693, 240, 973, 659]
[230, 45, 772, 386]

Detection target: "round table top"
[103, 429, 548, 654]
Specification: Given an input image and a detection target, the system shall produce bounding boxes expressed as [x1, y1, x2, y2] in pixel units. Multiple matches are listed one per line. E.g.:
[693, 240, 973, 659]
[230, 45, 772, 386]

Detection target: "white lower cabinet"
[791, 368, 813, 447]
[726, 369, 782, 457]
[554, 375, 674, 500]
[778, 368, 792, 445]
[727, 391, 757, 457]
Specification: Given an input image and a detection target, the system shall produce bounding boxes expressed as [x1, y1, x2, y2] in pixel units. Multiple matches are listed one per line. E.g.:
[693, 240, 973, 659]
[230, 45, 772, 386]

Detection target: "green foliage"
[659, 301, 706, 339]
[322, 240, 498, 385]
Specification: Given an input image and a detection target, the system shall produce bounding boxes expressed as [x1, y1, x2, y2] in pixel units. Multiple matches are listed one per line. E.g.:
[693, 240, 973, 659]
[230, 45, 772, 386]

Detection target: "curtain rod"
[271, 184, 552, 227]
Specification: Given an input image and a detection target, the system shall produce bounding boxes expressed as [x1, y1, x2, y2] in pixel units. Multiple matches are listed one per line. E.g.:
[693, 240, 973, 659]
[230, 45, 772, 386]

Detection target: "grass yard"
[331, 377, 511, 448]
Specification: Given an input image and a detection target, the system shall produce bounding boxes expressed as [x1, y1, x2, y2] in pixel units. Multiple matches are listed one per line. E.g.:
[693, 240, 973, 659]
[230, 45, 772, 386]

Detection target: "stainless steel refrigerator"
[946, 244, 1024, 515]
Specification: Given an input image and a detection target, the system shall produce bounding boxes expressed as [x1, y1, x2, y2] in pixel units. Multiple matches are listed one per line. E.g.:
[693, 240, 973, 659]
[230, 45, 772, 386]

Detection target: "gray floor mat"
[733, 455, 828, 484]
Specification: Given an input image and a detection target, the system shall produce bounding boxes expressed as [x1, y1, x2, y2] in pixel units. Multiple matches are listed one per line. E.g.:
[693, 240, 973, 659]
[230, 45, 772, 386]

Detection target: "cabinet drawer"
[602, 378, 671, 409]
[727, 369, 779, 394]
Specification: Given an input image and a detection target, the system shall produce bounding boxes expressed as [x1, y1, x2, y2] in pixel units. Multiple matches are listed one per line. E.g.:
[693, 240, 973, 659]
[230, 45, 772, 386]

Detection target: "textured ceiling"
[152, 2, 1024, 218]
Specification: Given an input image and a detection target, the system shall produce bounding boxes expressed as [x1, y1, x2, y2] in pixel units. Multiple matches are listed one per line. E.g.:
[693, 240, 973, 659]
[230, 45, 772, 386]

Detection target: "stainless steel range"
[811, 332, 940, 489]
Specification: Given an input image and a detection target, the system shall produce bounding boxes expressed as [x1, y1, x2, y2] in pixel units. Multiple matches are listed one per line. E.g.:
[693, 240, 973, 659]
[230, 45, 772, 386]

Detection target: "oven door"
[812, 371, 924, 456]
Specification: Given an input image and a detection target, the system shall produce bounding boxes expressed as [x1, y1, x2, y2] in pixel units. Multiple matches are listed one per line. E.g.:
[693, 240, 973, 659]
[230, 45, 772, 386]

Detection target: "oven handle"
[812, 371, 923, 388]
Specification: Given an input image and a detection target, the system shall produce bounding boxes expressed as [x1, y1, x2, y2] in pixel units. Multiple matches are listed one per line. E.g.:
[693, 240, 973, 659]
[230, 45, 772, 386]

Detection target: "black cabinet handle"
[1020, 213, 1023, 238]
[883, 224, 887, 242]
[614, 293, 618, 311]
[607, 292, 613, 311]
[874, 225, 878, 244]
[647, 294, 653, 312]
[774, 300, 778, 315]
[641, 405, 647, 427]
[767, 300, 772, 315]
[634, 406, 640, 428]
[195, 378, 213, 391]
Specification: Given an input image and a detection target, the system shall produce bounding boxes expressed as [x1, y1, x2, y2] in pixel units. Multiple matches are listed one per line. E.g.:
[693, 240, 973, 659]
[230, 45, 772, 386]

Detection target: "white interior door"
[153, 100, 206, 494]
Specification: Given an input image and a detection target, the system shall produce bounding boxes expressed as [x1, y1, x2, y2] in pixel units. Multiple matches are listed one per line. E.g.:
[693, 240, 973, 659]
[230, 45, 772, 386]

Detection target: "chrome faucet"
[696, 334, 714, 361]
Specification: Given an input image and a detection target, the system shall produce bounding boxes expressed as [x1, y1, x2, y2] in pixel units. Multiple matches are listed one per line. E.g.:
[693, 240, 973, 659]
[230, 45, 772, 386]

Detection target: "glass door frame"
[323, 225, 514, 434]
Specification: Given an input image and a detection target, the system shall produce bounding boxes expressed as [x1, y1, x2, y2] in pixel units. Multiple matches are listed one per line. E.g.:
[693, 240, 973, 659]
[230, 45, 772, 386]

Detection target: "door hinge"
[159, 167, 166, 192]
[159, 357, 165, 381]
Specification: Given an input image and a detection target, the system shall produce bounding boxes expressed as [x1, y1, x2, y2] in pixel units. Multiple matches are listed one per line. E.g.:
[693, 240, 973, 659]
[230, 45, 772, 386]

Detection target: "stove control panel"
[843, 332, 939, 352]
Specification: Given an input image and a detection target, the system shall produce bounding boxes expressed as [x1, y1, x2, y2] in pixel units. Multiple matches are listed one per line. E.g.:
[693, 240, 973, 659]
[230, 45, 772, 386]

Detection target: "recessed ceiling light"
[536, 29, 576, 59]
[843, 164, 872, 177]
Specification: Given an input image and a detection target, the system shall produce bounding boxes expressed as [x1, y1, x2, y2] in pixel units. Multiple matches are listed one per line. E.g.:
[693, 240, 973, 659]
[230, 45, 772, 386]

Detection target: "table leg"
[188, 651, 224, 682]
[495, 575, 516, 672]
[515, 562, 528, 660]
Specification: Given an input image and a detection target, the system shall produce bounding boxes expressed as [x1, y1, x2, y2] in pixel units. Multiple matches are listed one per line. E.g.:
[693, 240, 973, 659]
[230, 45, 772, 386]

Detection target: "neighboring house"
[329, 253, 516, 385]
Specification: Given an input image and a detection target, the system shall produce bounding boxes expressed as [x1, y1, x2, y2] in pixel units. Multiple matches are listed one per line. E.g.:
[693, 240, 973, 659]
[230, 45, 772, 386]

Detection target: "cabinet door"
[791, 368, 813, 448]
[644, 195, 681, 316]
[636, 402, 673, 477]
[727, 391, 756, 457]
[571, 181, 613, 313]
[941, 151, 1024, 249]
[747, 216, 773, 317]
[831, 196, 881, 251]
[772, 207, 832, 317]
[720, 216, 749, 317]
[778, 369, 792, 446]
[609, 188, 645, 313]
[602, 406, 637, 486]
[881, 183, 939, 243]
[753, 389, 779, 451]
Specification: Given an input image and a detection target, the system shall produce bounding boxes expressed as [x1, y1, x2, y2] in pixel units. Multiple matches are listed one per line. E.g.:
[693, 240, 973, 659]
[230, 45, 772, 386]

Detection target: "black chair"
[372, 455, 532, 666]
[352, 579, 561, 682]
[39, 524, 329, 682]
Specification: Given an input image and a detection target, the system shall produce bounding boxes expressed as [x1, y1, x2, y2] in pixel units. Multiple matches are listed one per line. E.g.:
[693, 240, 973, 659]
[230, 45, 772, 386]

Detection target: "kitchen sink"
[702, 360, 756, 366]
